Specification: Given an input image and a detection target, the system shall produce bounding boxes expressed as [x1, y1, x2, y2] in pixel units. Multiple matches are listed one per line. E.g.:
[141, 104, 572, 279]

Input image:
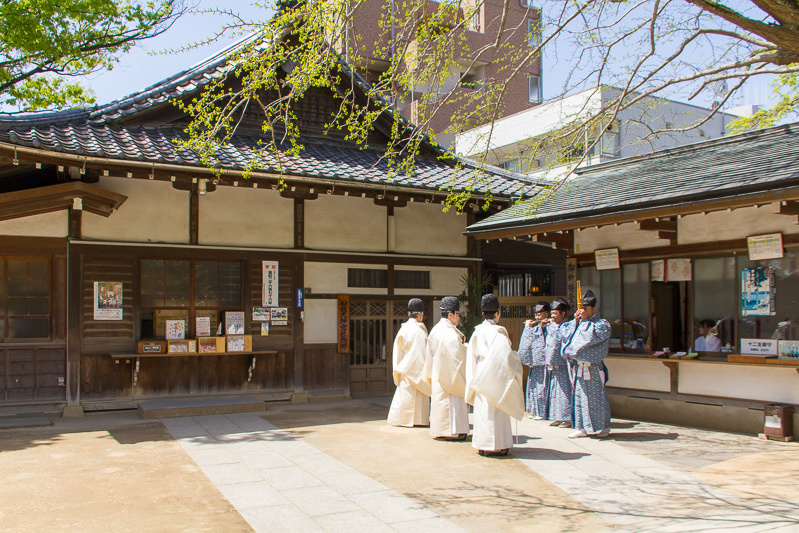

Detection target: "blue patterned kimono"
[561, 315, 611, 434]
[518, 323, 548, 418]
[544, 322, 573, 423]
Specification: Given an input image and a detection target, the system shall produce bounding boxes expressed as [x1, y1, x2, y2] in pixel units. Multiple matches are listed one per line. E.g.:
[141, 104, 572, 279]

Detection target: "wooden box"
[198, 336, 225, 353]
[167, 340, 197, 354]
[137, 340, 166, 354]
[226, 334, 252, 353]
[764, 404, 793, 438]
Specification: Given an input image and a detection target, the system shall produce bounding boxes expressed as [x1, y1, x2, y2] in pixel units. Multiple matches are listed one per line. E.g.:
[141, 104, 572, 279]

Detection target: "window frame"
[528, 75, 542, 103]
[0, 255, 53, 343]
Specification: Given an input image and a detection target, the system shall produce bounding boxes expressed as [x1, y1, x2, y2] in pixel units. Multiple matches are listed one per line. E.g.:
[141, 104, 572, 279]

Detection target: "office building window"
[528, 19, 542, 47]
[528, 75, 542, 103]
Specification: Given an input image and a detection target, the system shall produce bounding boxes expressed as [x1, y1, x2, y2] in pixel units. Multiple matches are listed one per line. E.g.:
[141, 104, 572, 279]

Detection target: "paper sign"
[225, 311, 245, 334]
[166, 320, 185, 340]
[747, 233, 783, 261]
[740, 338, 778, 355]
[252, 307, 269, 321]
[196, 316, 211, 337]
[778, 340, 799, 360]
[651, 260, 665, 282]
[595, 248, 620, 270]
[666, 258, 692, 282]
[270, 307, 288, 326]
[741, 267, 776, 316]
[262, 261, 279, 307]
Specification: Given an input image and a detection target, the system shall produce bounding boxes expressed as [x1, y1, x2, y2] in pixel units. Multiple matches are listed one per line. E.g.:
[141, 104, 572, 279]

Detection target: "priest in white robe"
[428, 296, 469, 440]
[465, 294, 525, 456]
[387, 298, 432, 427]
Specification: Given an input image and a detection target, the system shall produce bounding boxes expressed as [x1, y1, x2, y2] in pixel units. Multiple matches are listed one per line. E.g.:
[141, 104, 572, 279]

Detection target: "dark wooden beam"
[280, 186, 318, 201]
[189, 188, 199, 245]
[658, 230, 677, 244]
[639, 218, 677, 231]
[778, 200, 799, 215]
[374, 196, 408, 208]
[534, 231, 574, 250]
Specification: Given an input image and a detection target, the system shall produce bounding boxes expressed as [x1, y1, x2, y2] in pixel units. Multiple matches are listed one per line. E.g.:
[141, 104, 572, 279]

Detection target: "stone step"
[137, 396, 265, 419]
[0, 416, 53, 429]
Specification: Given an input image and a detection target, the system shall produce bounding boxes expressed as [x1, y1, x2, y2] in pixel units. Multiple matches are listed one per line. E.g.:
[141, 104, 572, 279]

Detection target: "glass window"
[694, 257, 736, 352]
[622, 263, 650, 350]
[528, 75, 542, 103]
[1, 257, 51, 341]
[737, 253, 799, 343]
[140, 259, 242, 338]
[527, 19, 542, 47]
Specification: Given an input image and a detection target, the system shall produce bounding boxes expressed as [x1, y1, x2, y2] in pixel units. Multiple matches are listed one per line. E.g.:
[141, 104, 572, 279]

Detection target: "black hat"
[534, 301, 550, 314]
[439, 296, 460, 314]
[581, 290, 597, 307]
[408, 298, 424, 313]
[551, 297, 570, 312]
[481, 293, 499, 313]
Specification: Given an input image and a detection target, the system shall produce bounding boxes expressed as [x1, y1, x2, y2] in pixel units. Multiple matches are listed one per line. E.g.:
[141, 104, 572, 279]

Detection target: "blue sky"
[82, 1, 776, 112]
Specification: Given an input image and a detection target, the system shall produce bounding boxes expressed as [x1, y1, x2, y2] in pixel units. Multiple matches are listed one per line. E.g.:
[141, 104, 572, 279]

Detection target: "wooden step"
[137, 396, 265, 419]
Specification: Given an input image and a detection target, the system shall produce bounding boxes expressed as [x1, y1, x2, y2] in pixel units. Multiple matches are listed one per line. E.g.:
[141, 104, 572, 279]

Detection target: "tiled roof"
[0, 123, 534, 196]
[467, 123, 799, 233]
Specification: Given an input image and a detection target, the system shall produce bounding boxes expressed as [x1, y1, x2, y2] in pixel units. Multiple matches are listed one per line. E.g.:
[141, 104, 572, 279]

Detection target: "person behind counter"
[694, 319, 721, 352]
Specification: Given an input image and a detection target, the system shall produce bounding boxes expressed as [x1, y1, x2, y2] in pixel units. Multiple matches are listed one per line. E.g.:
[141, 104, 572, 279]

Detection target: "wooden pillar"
[64, 247, 84, 416]
[189, 188, 199, 245]
[292, 259, 307, 403]
[68, 208, 82, 240]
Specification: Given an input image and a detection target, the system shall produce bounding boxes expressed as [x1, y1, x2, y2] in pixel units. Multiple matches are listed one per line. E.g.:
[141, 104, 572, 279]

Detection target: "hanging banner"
[262, 261, 279, 307]
[651, 260, 665, 282]
[566, 258, 578, 313]
[93, 282, 123, 320]
[337, 295, 350, 354]
[741, 266, 776, 316]
[747, 233, 783, 261]
[666, 258, 692, 282]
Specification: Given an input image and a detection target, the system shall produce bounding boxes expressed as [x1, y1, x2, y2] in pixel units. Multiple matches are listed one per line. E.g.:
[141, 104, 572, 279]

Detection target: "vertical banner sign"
[337, 294, 350, 354]
[262, 261, 279, 307]
[296, 288, 304, 308]
[741, 266, 776, 316]
[566, 258, 578, 314]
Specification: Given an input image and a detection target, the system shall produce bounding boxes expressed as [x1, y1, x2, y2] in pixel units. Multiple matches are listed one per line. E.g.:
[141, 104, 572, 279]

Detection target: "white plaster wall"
[575, 223, 666, 254]
[305, 195, 387, 252]
[394, 202, 467, 256]
[0, 211, 67, 237]
[679, 205, 799, 245]
[82, 177, 189, 243]
[199, 187, 294, 248]
[678, 362, 799, 404]
[305, 262, 388, 295]
[304, 299, 338, 343]
[394, 265, 469, 296]
[605, 358, 671, 392]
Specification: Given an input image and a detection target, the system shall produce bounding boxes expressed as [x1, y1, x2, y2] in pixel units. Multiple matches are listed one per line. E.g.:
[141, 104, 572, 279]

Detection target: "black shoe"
[456, 433, 468, 441]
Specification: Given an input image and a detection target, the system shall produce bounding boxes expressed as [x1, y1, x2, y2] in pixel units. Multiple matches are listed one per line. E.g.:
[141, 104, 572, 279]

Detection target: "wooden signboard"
[337, 294, 350, 354]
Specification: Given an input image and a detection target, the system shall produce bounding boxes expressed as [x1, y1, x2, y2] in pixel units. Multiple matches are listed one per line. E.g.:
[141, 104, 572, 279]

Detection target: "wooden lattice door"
[349, 300, 390, 397]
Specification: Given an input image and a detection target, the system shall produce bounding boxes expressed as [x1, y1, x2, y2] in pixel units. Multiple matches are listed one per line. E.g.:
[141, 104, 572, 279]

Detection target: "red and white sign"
[262, 261, 279, 307]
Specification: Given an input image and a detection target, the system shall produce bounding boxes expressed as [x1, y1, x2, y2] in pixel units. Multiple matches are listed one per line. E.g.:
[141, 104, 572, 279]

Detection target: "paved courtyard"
[1, 398, 797, 532]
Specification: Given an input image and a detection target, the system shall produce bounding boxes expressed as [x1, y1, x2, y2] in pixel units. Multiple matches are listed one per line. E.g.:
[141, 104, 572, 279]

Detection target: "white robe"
[387, 318, 431, 427]
[465, 320, 524, 451]
[428, 317, 469, 437]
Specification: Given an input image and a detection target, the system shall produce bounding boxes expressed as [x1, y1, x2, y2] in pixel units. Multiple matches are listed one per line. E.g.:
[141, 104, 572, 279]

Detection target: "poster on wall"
[262, 261, 279, 307]
[270, 307, 288, 326]
[595, 248, 620, 270]
[666, 258, 692, 281]
[747, 233, 783, 261]
[93, 282, 123, 320]
[741, 267, 776, 316]
[252, 307, 269, 321]
[651, 260, 665, 282]
[337, 294, 350, 354]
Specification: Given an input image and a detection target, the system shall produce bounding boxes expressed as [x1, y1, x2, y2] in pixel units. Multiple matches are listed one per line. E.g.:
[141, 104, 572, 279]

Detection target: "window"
[578, 266, 622, 349]
[528, 75, 542, 103]
[140, 259, 242, 338]
[348, 269, 387, 288]
[499, 158, 522, 173]
[0, 257, 51, 341]
[601, 124, 621, 157]
[737, 254, 799, 344]
[395, 270, 430, 289]
[693, 257, 736, 351]
[528, 19, 542, 47]
[494, 266, 553, 297]
[622, 263, 650, 350]
[520, 0, 537, 7]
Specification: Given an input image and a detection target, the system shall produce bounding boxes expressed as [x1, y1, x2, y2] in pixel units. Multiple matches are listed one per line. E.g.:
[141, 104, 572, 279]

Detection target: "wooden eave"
[0, 182, 127, 222]
[466, 184, 799, 241]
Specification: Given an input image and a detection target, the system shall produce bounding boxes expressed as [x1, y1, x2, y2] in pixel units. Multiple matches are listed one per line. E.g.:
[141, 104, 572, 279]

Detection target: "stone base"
[291, 392, 309, 404]
[62, 405, 85, 418]
[137, 396, 265, 419]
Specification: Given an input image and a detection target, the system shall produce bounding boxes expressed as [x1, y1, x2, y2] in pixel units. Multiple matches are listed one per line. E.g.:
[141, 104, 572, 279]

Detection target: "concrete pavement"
[1, 398, 798, 532]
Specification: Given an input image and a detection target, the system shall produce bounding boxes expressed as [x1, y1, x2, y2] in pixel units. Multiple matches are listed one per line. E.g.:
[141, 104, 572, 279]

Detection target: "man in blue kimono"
[517, 301, 550, 420]
[545, 298, 573, 428]
[561, 290, 611, 438]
